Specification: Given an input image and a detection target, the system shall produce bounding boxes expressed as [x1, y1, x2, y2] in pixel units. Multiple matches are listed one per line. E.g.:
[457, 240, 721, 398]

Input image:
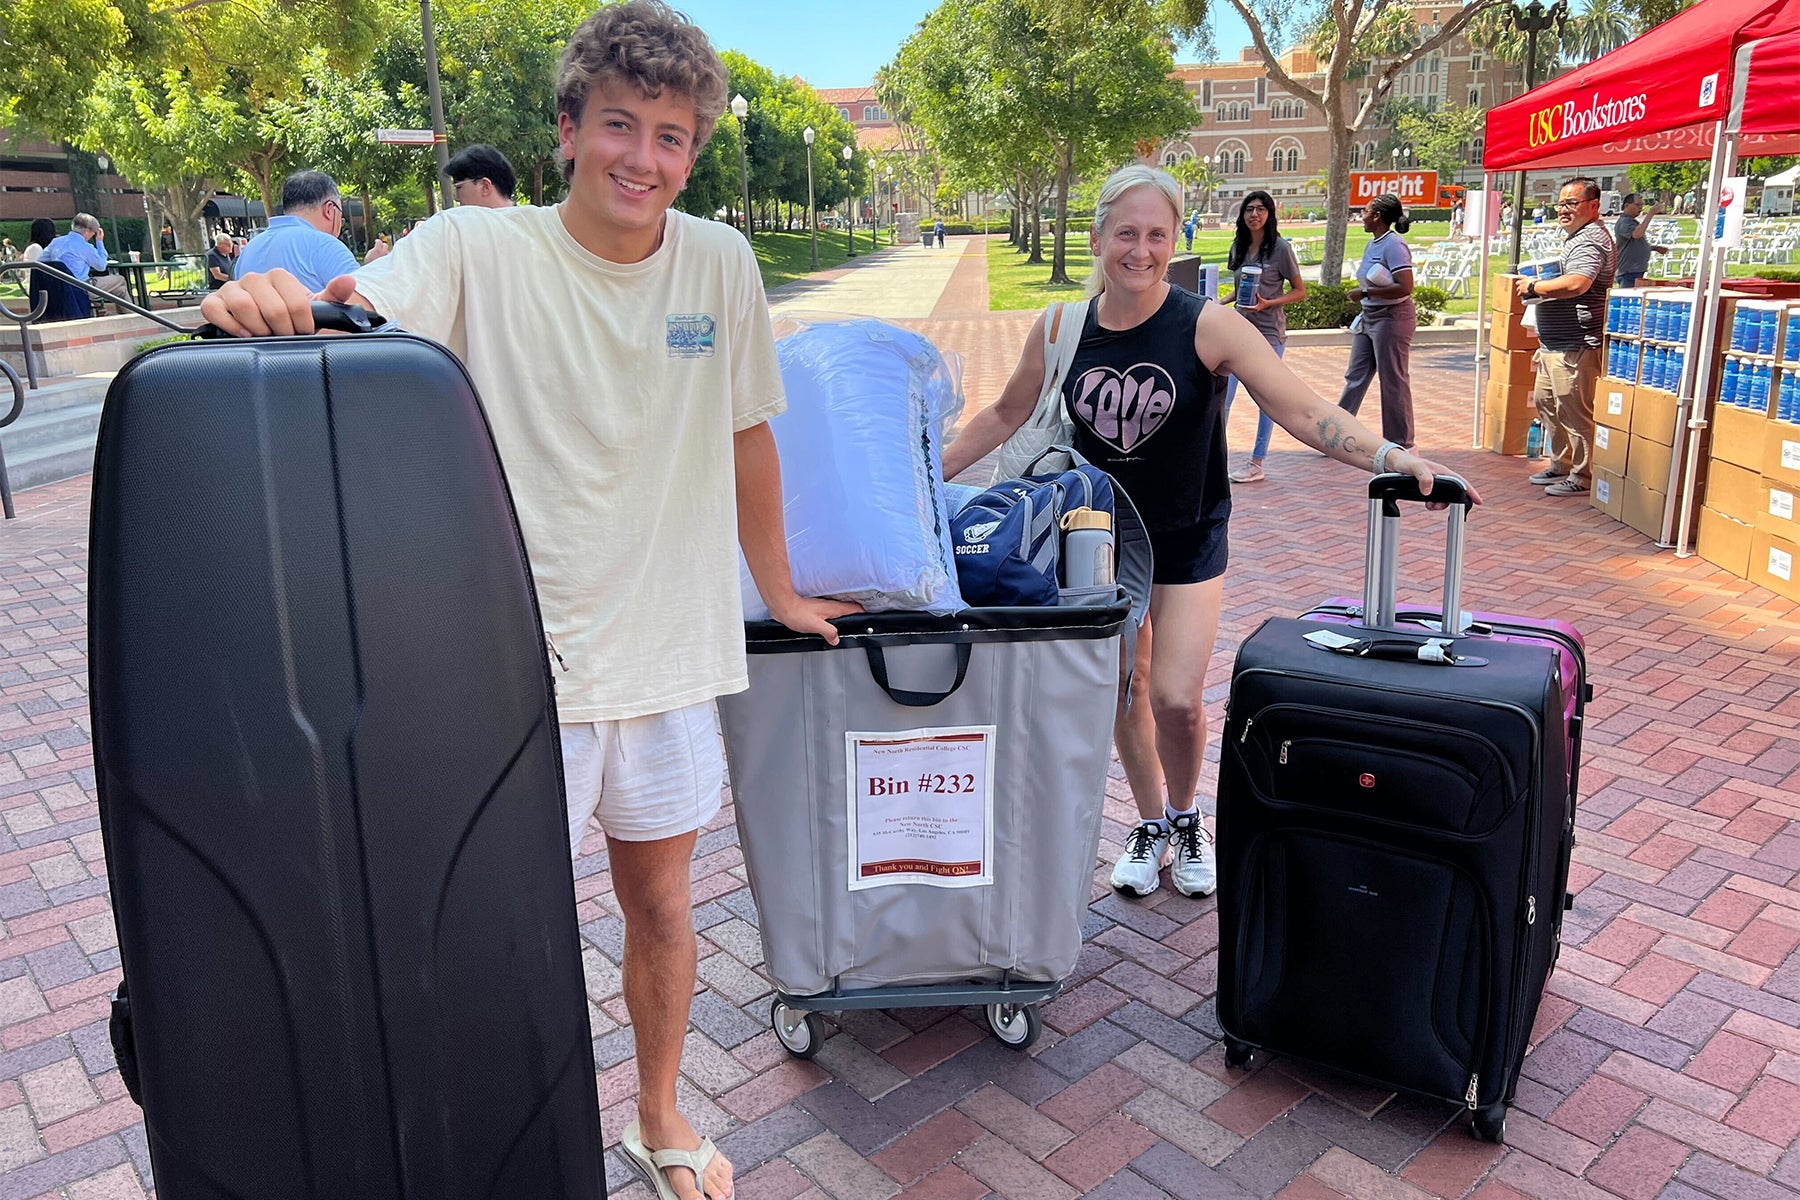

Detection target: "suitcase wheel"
[1223, 1038, 1255, 1070]
[1471, 1103, 1507, 1144]
[985, 1002, 1042, 1051]
[771, 1000, 825, 1060]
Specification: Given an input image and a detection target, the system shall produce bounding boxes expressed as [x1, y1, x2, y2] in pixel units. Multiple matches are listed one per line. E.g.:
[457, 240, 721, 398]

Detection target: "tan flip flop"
[620, 1118, 728, 1200]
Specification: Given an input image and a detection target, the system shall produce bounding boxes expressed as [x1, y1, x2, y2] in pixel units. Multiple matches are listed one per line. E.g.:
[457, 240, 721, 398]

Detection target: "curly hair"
[556, 1, 729, 181]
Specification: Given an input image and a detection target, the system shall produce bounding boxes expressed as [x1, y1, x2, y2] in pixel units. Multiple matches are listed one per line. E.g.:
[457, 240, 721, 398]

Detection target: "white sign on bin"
[376, 128, 438, 146]
[846, 727, 995, 891]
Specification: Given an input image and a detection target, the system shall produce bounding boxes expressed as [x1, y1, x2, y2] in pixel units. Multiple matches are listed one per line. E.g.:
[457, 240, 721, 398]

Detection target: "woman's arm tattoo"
[1313, 414, 1367, 463]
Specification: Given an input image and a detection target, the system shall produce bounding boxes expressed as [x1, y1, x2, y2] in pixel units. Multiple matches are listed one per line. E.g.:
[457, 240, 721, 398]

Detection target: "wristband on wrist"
[1373, 441, 1402, 473]
[1525, 280, 1539, 299]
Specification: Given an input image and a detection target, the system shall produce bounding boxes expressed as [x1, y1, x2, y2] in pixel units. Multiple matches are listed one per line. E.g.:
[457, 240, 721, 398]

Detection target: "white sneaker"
[1168, 812, 1217, 897]
[1111, 820, 1171, 896]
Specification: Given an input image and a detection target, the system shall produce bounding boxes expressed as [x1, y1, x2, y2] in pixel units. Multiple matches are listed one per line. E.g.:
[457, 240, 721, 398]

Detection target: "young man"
[1517, 177, 1617, 498]
[200, 5, 854, 1197]
[445, 143, 519, 208]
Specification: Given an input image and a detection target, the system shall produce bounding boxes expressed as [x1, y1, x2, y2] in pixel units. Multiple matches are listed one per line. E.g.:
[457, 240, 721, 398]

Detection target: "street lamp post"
[95, 155, 117, 254]
[419, 0, 453, 208]
[1506, 0, 1568, 270]
[1214, 152, 1227, 217]
[842, 144, 856, 257]
[885, 165, 894, 240]
[802, 125, 818, 270]
[730, 93, 752, 240]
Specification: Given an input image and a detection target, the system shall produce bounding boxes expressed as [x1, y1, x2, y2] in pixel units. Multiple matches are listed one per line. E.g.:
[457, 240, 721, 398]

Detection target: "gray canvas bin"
[718, 603, 1128, 998]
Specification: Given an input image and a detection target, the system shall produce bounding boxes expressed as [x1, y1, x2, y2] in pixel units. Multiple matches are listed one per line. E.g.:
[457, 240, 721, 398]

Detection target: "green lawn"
[987, 222, 1457, 313]
[751, 228, 890, 290]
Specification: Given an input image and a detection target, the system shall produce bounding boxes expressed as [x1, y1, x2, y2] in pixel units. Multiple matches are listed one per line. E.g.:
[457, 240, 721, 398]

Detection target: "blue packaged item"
[1723, 360, 1741, 406]
[951, 465, 1114, 607]
[741, 315, 967, 617]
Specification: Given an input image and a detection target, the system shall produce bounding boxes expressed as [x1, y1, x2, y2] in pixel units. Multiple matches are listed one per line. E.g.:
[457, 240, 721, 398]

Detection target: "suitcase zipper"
[1279, 739, 1289, 765]
[1465, 1074, 1479, 1110]
[1239, 717, 1254, 744]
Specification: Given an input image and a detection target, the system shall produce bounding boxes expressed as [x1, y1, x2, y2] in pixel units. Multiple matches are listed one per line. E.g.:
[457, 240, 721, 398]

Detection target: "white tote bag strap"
[994, 298, 1091, 482]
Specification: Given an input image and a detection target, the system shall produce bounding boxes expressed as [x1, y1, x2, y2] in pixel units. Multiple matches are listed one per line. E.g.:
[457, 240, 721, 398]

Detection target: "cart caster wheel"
[771, 1001, 825, 1059]
[1224, 1039, 1255, 1069]
[985, 1002, 1042, 1050]
[1471, 1103, 1507, 1144]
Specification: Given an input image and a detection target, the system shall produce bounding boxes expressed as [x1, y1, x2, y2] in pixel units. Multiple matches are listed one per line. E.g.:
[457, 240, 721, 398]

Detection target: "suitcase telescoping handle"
[193, 300, 388, 339]
[1362, 472, 1475, 635]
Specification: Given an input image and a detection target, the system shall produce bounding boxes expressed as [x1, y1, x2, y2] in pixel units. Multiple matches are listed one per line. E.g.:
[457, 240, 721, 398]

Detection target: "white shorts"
[559, 701, 725, 854]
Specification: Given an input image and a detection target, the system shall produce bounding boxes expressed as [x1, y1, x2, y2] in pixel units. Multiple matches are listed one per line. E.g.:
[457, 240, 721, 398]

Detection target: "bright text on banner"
[1349, 171, 1440, 207]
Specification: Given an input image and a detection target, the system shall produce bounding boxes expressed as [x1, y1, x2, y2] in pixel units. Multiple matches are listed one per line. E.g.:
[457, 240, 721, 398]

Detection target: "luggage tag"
[1303, 628, 1488, 667]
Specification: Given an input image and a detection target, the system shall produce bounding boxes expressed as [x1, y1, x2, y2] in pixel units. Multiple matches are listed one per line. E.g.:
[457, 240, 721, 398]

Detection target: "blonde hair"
[1084, 165, 1184, 298]
[556, 0, 730, 181]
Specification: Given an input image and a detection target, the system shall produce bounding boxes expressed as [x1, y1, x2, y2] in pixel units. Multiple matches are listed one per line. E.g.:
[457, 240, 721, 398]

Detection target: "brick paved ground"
[1, 243, 1798, 1198]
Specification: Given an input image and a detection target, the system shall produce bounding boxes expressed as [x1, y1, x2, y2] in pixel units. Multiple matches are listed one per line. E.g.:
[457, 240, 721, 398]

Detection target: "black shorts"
[1148, 507, 1230, 585]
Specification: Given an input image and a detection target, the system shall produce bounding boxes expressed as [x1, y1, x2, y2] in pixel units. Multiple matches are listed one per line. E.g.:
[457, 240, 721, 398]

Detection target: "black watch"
[1525, 280, 1539, 299]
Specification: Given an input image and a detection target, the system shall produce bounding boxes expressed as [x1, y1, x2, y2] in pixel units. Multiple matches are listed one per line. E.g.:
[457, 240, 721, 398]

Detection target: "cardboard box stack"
[1486, 275, 1539, 456]
[1700, 299, 1800, 600]
[1592, 289, 1642, 521]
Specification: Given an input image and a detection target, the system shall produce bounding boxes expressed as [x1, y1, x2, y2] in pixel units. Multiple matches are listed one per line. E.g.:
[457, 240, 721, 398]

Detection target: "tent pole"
[1671, 41, 1764, 556]
[1474, 173, 1491, 449]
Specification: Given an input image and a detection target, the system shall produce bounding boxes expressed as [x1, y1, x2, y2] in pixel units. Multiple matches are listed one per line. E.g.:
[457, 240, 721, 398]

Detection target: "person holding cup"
[1222, 190, 1306, 483]
[1337, 193, 1417, 449]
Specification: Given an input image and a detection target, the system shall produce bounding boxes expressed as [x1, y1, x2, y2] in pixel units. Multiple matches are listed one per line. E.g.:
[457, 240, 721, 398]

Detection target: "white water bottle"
[1060, 507, 1115, 588]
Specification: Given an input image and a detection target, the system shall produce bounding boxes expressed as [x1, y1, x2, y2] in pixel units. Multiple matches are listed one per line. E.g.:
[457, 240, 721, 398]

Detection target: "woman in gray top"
[1337, 194, 1417, 448]
[1224, 190, 1307, 483]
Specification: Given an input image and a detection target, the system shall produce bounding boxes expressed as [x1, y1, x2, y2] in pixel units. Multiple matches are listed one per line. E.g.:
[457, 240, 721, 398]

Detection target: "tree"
[1394, 102, 1486, 182]
[1223, 0, 1504, 282]
[1166, 155, 1222, 215]
[76, 67, 248, 253]
[889, 0, 1196, 282]
[1564, 0, 1633, 63]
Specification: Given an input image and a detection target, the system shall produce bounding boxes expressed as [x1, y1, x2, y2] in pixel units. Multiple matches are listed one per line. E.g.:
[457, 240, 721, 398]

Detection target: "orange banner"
[1349, 171, 1441, 208]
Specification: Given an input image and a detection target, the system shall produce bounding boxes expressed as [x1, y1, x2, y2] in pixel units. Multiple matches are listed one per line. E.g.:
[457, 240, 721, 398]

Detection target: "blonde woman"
[942, 164, 1472, 900]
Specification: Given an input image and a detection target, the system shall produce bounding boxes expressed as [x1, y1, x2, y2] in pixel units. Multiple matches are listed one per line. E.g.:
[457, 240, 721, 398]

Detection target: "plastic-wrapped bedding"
[741, 314, 967, 617]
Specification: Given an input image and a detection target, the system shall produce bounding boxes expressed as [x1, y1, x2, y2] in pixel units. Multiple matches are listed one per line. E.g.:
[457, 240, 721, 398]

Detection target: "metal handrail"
[1, 262, 199, 390]
[0, 359, 26, 518]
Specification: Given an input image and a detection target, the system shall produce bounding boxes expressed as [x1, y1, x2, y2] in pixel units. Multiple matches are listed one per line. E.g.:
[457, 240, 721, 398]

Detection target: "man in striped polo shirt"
[1516, 177, 1617, 497]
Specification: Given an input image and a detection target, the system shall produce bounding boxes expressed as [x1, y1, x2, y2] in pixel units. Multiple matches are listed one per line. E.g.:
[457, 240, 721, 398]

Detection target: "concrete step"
[4, 434, 95, 494]
[1, 399, 102, 455]
[6, 372, 114, 417]
[0, 372, 112, 494]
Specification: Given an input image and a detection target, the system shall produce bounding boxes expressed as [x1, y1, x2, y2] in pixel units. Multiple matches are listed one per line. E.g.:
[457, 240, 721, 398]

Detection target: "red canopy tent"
[1473, 0, 1800, 553]
[1484, 0, 1800, 171]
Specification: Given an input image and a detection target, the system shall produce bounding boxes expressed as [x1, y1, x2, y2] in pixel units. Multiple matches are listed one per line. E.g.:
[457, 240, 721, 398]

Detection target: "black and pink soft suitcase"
[88, 307, 605, 1198]
[1216, 475, 1588, 1145]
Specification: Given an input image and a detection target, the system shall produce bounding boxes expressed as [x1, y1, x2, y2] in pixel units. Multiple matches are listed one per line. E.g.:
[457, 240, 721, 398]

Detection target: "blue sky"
[675, 1, 1260, 90]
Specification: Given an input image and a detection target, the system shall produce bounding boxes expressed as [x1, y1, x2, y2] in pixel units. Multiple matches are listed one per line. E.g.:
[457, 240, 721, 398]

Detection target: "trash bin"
[719, 491, 1151, 1054]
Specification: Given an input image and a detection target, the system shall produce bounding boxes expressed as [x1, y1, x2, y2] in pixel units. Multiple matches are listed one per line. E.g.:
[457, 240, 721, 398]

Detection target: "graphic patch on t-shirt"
[1071, 362, 1177, 453]
[666, 314, 716, 358]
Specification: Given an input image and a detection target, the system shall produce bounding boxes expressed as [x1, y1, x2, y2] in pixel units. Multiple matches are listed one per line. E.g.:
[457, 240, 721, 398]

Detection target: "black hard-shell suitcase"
[1216, 475, 1579, 1144]
[89, 306, 605, 1198]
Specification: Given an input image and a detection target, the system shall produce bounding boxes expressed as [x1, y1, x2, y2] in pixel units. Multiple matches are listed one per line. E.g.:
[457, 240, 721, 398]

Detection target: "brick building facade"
[0, 135, 146, 225]
[1161, 7, 1608, 217]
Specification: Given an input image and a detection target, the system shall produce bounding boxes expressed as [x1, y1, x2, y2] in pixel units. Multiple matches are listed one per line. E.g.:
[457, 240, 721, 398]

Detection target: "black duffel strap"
[865, 642, 973, 707]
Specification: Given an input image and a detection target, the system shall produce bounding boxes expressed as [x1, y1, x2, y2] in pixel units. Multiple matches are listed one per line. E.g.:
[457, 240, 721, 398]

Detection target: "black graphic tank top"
[1063, 285, 1231, 584]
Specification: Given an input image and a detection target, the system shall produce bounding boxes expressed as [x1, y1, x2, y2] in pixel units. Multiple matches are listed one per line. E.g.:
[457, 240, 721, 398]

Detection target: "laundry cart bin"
[718, 513, 1149, 1055]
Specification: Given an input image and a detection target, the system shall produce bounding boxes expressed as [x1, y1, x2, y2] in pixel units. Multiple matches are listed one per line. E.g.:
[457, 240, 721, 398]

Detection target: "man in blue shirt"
[235, 171, 359, 291]
[44, 214, 131, 308]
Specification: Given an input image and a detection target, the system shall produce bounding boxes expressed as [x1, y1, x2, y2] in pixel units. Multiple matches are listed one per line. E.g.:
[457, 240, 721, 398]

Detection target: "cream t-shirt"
[353, 205, 784, 721]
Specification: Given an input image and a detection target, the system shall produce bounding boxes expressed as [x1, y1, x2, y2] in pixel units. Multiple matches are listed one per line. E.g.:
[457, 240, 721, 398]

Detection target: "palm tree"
[1165, 154, 1223, 217]
[1567, 0, 1633, 63]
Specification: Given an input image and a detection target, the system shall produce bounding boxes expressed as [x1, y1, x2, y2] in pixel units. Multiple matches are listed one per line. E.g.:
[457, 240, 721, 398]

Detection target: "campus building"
[1160, 7, 1610, 217]
[1, 135, 146, 225]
